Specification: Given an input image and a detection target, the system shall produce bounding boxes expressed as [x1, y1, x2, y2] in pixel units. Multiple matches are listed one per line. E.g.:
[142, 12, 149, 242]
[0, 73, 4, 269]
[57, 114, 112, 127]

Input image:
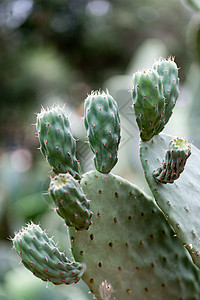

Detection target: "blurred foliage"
[0, 0, 200, 299]
[0, 0, 193, 147]
[185, 0, 200, 11]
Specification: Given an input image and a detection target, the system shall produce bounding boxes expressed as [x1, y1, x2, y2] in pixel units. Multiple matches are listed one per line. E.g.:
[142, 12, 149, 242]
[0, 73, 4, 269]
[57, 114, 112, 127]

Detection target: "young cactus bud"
[153, 138, 191, 184]
[153, 57, 179, 132]
[132, 69, 165, 141]
[12, 223, 85, 285]
[84, 91, 121, 173]
[36, 106, 81, 180]
[49, 173, 93, 230]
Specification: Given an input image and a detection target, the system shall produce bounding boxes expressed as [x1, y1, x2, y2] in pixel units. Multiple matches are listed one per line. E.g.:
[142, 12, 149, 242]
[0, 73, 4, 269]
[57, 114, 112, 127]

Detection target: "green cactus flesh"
[49, 173, 93, 231]
[132, 69, 165, 141]
[140, 132, 200, 269]
[84, 91, 121, 174]
[69, 171, 200, 300]
[153, 138, 191, 184]
[13, 223, 85, 285]
[36, 106, 81, 179]
[153, 58, 179, 132]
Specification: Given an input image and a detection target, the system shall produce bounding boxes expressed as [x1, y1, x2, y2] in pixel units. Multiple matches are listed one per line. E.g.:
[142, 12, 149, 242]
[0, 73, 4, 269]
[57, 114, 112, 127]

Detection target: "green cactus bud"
[153, 138, 191, 184]
[36, 106, 81, 180]
[49, 173, 93, 230]
[84, 91, 121, 174]
[153, 57, 179, 132]
[132, 69, 165, 141]
[12, 223, 85, 285]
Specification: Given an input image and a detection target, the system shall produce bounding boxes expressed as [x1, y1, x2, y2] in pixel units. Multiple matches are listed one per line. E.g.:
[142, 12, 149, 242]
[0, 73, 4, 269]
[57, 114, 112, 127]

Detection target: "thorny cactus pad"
[70, 171, 200, 300]
[49, 173, 93, 231]
[84, 91, 121, 173]
[36, 106, 81, 180]
[153, 138, 191, 183]
[140, 133, 200, 270]
[132, 58, 179, 141]
[13, 223, 85, 285]
[132, 69, 165, 141]
[153, 57, 179, 132]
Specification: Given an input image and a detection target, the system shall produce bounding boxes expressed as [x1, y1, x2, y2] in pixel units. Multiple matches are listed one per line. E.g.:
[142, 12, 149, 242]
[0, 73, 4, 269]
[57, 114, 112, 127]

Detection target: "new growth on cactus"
[36, 106, 81, 180]
[12, 57, 200, 300]
[132, 57, 179, 141]
[13, 223, 85, 285]
[49, 173, 93, 230]
[84, 90, 121, 174]
[153, 138, 191, 183]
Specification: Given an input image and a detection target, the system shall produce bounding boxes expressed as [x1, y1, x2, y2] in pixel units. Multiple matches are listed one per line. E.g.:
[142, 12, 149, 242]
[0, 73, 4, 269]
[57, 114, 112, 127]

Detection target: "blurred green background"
[0, 0, 200, 299]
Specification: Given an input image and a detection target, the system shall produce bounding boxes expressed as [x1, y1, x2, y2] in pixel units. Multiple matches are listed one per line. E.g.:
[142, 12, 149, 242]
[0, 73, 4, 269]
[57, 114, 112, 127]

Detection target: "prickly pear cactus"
[84, 91, 121, 173]
[153, 57, 179, 132]
[69, 171, 200, 300]
[12, 56, 200, 300]
[49, 173, 93, 230]
[36, 106, 81, 179]
[140, 133, 200, 269]
[13, 223, 85, 285]
[153, 138, 191, 183]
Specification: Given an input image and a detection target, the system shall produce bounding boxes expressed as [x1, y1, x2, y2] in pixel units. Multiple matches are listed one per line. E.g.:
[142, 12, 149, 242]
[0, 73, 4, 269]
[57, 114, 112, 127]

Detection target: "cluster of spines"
[12, 223, 85, 285]
[132, 57, 179, 141]
[153, 138, 191, 184]
[36, 106, 81, 180]
[49, 173, 93, 230]
[84, 91, 121, 173]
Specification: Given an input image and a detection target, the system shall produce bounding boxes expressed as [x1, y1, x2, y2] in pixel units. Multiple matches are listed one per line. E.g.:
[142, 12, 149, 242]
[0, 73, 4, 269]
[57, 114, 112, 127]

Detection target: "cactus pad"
[132, 69, 165, 141]
[153, 57, 179, 132]
[13, 223, 85, 285]
[84, 91, 121, 173]
[36, 106, 81, 179]
[49, 173, 93, 230]
[153, 138, 191, 183]
[140, 133, 200, 269]
[69, 171, 200, 299]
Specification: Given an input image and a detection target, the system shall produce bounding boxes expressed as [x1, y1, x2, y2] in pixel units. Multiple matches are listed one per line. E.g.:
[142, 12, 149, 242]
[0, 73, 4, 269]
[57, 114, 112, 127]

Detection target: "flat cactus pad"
[69, 171, 200, 300]
[140, 133, 200, 270]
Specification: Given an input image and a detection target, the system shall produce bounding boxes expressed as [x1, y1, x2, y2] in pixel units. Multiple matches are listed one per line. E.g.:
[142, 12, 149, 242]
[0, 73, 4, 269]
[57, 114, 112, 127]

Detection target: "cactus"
[140, 133, 200, 270]
[153, 138, 191, 184]
[153, 57, 179, 132]
[12, 223, 85, 285]
[12, 57, 200, 299]
[84, 91, 121, 173]
[49, 173, 93, 231]
[70, 171, 200, 299]
[36, 106, 81, 180]
[132, 58, 179, 141]
[132, 69, 165, 141]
